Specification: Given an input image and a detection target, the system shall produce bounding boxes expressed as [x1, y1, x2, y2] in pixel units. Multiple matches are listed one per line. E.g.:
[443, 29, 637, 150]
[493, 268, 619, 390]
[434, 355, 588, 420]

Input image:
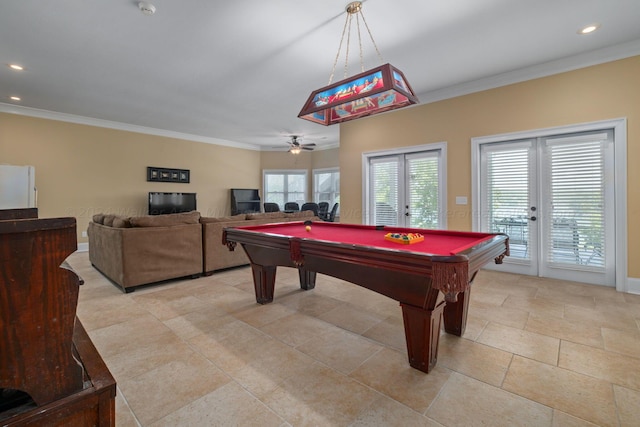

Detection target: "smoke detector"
[138, 2, 156, 15]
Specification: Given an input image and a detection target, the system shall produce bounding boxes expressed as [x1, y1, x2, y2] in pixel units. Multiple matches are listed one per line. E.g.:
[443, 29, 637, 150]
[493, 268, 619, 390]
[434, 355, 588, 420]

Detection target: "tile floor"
[67, 252, 640, 427]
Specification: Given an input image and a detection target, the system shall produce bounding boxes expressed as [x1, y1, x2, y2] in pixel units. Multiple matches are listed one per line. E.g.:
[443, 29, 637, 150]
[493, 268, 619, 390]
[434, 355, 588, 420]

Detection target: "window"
[313, 168, 340, 207]
[263, 170, 307, 208]
[363, 143, 446, 228]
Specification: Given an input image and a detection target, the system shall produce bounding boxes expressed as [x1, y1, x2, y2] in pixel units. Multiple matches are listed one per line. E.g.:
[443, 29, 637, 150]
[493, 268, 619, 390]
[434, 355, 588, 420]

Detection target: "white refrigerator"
[0, 165, 37, 209]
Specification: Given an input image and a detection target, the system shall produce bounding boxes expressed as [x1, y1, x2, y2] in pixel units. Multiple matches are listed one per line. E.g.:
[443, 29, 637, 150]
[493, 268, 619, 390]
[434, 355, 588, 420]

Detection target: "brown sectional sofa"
[88, 210, 317, 292]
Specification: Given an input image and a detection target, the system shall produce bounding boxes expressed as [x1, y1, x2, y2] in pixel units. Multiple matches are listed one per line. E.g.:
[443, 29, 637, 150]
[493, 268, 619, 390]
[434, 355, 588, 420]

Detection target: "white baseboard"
[627, 277, 640, 295]
[77, 242, 89, 252]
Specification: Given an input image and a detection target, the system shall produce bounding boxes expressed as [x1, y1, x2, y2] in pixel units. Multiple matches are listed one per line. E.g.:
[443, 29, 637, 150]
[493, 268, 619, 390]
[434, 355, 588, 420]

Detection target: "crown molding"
[417, 39, 640, 104]
[0, 103, 262, 151]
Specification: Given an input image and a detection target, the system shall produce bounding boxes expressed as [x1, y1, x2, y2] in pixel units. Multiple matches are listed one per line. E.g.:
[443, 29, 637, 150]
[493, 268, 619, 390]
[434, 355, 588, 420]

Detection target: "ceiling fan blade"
[302, 143, 316, 147]
[302, 146, 314, 151]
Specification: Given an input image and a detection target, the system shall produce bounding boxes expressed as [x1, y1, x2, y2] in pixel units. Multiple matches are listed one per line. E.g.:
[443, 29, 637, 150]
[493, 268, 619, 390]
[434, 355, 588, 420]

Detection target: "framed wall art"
[147, 166, 190, 183]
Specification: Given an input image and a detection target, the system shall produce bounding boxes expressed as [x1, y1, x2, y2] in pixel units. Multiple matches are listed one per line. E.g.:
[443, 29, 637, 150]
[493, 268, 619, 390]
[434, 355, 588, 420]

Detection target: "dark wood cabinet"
[230, 188, 261, 215]
[0, 212, 116, 426]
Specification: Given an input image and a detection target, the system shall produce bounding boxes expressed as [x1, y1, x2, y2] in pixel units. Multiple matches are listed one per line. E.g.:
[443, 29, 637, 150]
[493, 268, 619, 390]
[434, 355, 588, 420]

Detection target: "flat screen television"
[148, 192, 196, 215]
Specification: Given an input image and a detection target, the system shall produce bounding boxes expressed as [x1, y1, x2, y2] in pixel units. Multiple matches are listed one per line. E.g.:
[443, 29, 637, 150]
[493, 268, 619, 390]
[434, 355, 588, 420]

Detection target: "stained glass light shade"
[298, 63, 419, 126]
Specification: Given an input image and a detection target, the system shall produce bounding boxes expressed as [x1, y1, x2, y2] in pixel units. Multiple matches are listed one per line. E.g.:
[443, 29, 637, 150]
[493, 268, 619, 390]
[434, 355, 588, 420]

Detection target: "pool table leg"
[442, 288, 470, 336]
[298, 268, 317, 290]
[250, 264, 277, 304]
[400, 300, 446, 373]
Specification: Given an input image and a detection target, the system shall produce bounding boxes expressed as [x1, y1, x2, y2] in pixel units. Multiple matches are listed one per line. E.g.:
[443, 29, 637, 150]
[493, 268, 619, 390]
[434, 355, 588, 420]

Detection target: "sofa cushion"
[92, 213, 105, 224]
[245, 212, 285, 220]
[112, 217, 132, 228]
[129, 211, 201, 227]
[103, 214, 117, 227]
[200, 213, 246, 223]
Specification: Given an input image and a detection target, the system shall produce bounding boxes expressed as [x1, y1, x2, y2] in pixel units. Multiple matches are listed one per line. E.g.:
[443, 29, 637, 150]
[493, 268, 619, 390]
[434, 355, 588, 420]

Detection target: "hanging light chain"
[328, 1, 384, 84]
[358, 8, 384, 64]
[328, 11, 351, 85]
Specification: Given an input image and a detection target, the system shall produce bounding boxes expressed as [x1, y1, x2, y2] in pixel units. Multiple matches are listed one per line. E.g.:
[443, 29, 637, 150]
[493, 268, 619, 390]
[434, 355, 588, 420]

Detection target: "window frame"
[262, 169, 308, 209]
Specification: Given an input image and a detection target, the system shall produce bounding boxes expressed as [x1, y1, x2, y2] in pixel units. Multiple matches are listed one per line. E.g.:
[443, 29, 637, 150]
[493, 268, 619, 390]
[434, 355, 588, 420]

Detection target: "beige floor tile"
[76, 294, 150, 331]
[114, 386, 140, 427]
[230, 300, 298, 328]
[259, 311, 336, 347]
[458, 316, 489, 341]
[98, 332, 197, 380]
[87, 313, 173, 358]
[427, 372, 553, 426]
[118, 353, 230, 425]
[131, 291, 215, 321]
[467, 299, 530, 330]
[222, 339, 316, 399]
[564, 303, 639, 332]
[350, 394, 441, 427]
[362, 313, 407, 351]
[318, 302, 387, 334]
[477, 322, 560, 365]
[350, 347, 451, 413]
[552, 410, 601, 427]
[65, 253, 635, 426]
[149, 382, 285, 427]
[296, 327, 384, 374]
[437, 334, 513, 386]
[261, 362, 379, 426]
[502, 294, 566, 319]
[535, 286, 596, 310]
[162, 307, 235, 340]
[277, 290, 346, 317]
[602, 327, 640, 357]
[187, 321, 269, 372]
[525, 313, 604, 348]
[613, 385, 640, 427]
[558, 340, 640, 390]
[503, 356, 617, 427]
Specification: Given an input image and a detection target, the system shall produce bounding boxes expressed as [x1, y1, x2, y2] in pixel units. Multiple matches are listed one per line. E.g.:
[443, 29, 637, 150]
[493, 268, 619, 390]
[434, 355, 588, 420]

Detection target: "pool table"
[222, 221, 509, 373]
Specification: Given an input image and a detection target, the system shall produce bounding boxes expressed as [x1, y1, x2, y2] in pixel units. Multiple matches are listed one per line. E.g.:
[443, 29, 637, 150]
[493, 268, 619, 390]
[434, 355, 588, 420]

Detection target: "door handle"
[530, 216, 537, 221]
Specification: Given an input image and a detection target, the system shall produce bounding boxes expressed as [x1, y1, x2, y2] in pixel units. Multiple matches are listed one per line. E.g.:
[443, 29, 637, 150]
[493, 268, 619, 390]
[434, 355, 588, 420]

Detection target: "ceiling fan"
[287, 136, 315, 154]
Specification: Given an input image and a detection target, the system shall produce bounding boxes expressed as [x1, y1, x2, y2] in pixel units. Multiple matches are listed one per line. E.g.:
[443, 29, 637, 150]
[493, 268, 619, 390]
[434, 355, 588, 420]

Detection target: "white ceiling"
[1, 0, 640, 151]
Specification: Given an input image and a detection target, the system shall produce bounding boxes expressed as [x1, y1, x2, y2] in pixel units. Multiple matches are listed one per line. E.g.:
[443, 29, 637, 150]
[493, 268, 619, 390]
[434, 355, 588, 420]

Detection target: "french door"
[477, 130, 615, 286]
[365, 144, 445, 228]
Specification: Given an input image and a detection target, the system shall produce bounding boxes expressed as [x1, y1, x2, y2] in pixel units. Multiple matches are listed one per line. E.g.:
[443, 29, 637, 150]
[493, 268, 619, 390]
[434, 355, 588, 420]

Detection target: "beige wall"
[339, 55, 640, 278]
[0, 114, 262, 243]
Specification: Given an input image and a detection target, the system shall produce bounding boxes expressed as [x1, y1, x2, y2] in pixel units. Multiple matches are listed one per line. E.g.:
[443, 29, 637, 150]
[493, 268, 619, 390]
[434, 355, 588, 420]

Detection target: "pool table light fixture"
[298, 1, 419, 126]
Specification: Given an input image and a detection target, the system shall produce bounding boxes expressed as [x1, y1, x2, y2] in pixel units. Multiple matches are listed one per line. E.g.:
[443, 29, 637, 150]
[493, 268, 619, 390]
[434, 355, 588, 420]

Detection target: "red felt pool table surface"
[236, 221, 496, 255]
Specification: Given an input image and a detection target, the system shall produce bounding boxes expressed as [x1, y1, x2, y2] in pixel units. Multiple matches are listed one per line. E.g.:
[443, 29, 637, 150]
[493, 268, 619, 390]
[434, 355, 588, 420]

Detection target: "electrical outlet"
[82, 231, 87, 238]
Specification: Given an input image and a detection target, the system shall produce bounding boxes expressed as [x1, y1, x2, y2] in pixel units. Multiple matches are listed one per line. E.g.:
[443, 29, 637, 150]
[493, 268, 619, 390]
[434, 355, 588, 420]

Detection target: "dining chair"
[300, 202, 319, 216]
[318, 202, 329, 220]
[284, 202, 300, 212]
[263, 202, 280, 213]
[326, 203, 339, 222]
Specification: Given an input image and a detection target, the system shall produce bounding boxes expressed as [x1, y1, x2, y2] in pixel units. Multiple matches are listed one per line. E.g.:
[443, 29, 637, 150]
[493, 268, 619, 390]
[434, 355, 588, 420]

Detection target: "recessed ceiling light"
[9, 64, 24, 71]
[10, 96, 21, 101]
[578, 24, 600, 35]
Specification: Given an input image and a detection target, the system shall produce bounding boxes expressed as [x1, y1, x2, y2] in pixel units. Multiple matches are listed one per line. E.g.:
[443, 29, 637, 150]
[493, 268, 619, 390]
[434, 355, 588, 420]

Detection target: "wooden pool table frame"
[223, 222, 508, 373]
